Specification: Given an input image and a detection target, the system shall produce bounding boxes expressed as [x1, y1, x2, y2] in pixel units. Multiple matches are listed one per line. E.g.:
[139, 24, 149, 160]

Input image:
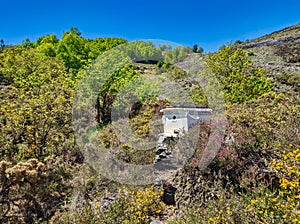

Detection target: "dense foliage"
[0, 27, 299, 223]
[0, 28, 126, 222]
[206, 45, 272, 103]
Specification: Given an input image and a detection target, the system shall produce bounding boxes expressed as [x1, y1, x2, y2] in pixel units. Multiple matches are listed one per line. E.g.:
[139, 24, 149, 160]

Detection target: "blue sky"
[1, 0, 299, 52]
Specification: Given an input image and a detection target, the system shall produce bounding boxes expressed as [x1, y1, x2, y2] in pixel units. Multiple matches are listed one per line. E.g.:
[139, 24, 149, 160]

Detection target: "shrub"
[56, 185, 165, 224]
[205, 44, 272, 103]
[0, 157, 72, 223]
[247, 145, 300, 223]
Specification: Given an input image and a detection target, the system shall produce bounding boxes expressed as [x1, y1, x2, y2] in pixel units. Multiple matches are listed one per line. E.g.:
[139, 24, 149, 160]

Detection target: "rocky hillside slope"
[237, 23, 300, 92]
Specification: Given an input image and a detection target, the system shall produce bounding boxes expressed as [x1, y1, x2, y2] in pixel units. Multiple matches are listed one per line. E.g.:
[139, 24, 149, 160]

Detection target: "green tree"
[21, 38, 33, 49]
[84, 37, 127, 62]
[164, 46, 193, 64]
[56, 28, 88, 73]
[0, 39, 4, 52]
[35, 34, 59, 57]
[56, 28, 127, 74]
[205, 44, 272, 103]
[193, 44, 203, 53]
[96, 64, 139, 125]
[122, 41, 163, 63]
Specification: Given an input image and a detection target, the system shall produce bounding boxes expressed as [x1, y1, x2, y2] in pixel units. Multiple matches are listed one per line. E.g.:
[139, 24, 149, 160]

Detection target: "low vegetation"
[0, 25, 299, 223]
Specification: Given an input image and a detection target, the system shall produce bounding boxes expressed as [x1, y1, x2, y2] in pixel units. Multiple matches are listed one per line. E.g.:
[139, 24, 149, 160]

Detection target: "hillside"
[237, 23, 300, 92]
[0, 25, 299, 224]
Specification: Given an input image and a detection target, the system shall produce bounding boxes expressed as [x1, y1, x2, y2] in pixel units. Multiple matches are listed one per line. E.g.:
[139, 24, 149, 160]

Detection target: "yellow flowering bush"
[100, 185, 165, 224]
[249, 145, 300, 223]
[206, 206, 235, 224]
[124, 185, 165, 223]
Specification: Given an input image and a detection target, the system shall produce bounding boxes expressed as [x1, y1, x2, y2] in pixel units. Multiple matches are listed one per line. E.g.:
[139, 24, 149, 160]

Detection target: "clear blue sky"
[1, 0, 299, 52]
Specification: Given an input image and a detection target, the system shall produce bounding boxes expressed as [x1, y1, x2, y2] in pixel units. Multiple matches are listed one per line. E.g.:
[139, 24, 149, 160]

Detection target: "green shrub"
[205, 44, 272, 103]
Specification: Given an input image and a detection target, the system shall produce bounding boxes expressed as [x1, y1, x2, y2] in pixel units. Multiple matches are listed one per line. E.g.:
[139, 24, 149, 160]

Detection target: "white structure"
[160, 107, 212, 137]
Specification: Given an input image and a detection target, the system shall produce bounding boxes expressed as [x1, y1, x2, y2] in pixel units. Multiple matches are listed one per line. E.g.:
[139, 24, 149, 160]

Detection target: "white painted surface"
[160, 108, 212, 137]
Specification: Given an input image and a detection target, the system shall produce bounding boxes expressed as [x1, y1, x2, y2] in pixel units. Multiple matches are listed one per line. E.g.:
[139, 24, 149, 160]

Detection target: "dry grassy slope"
[236, 23, 300, 92]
